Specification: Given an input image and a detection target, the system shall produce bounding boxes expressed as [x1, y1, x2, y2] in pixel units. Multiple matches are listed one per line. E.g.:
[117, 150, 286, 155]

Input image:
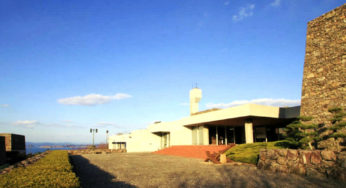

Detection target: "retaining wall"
[258, 149, 346, 181]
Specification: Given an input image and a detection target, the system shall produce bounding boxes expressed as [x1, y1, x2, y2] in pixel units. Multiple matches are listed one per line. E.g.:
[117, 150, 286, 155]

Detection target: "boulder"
[277, 157, 286, 165]
[321, 160, 335, 168]
[287, 150, 298, 160]
[257, 160, 265, 169]
[277, 149, 287, 157]
[310, 151, 322, 165]
[321, 150, 336, 161]
[292, 164, 306, 175]
[299, 151, 311, 165]
[267, 150, 277, 160]
[259, 150, 266, 161]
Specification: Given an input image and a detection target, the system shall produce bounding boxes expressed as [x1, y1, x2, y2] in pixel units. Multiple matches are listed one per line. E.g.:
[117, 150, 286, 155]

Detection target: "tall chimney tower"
[190, 87, 202, 115]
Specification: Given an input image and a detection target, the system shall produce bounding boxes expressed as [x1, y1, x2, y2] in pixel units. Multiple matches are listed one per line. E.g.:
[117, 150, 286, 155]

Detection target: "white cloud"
[13, 120, 39, 128]
[62, 120, 74, 123]
[58, 93, 132, 106]
[0, 104, 9, 108]
[232, 4, 255, 22]
[206, 98, 300, 108]
[270, 0, 281, 7]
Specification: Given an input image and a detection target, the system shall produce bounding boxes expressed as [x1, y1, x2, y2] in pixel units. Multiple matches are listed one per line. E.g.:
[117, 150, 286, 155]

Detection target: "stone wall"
[0, 134, 26, 153]
[258, 149, 346, 181]
[300, 4, 345, 149]
[0, 136, 6, 165]
[68, 148, 126, 155]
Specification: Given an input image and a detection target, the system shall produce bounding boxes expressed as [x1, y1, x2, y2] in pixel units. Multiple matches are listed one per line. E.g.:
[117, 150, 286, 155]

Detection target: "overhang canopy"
[182, 104, 300, 127]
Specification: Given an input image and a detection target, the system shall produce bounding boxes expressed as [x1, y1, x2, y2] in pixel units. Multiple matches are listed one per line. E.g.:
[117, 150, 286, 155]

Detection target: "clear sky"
[0, 0, 343, 144]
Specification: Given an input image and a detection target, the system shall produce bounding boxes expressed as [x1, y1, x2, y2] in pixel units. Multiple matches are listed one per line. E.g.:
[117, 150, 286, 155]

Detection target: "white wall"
[108, 129, 161, 152]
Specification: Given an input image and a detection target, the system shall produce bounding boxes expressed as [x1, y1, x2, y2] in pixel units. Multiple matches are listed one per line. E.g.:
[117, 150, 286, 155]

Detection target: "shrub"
[326, 107, 346, 151]
[0, 150, 80, 187]
[224, 141, 284, 164]
[282, 116, 319, 149]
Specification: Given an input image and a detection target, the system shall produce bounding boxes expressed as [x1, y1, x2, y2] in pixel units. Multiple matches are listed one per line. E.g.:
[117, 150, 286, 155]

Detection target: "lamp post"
[106, 130, 109, 149]
[90, 128, 98, 147]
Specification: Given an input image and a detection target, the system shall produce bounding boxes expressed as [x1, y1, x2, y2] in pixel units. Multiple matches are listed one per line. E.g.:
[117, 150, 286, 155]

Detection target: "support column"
[245, 119, 254, 144]
[202, 126, 209, 145]
[224, 127, 227, 145]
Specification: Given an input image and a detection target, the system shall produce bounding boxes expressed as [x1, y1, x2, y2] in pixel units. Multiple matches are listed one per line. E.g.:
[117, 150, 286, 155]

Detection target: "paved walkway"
[153, 145, 232, 159]
[70, 153, 344, 188]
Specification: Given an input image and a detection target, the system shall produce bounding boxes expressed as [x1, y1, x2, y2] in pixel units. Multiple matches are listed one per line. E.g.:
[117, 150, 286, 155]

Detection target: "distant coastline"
[26, 147, 73, 154]
[26, 143, 89, 154]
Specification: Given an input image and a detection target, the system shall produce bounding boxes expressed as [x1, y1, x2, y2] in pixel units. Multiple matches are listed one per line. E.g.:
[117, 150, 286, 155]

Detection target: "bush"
[0, 150, 80, 187]
[224, 141, 284, 164]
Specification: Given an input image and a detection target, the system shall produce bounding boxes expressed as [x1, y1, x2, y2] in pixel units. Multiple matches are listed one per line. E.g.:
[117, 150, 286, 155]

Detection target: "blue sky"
[0, 0, 343, 143]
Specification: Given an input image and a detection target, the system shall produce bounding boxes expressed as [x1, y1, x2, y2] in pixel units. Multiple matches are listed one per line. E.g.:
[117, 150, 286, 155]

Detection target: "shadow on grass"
[70, 155, 136, 188]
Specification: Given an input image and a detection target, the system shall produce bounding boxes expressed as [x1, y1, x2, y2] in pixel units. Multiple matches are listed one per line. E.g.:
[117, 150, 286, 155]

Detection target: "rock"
[267, 150, 277, 160]
[263, 160, 273, 170]
[287, 150, 298, 160]
[321, 150, 336, 161]
[259, 150, 266, 161]
[337, 151, 346, 160]
[321, 160, 335, 168]
[292, 164, 306, 175]
[277, 157, 286, 165]
[257, 160, 265, 169]
[269, 162, 279, 171]
[299, 151, 311, 165]
[287, 160, 297, 168]
[310, 151, 322, 165]
[220, 154, 227, 164]
[277, 149, 287, 157]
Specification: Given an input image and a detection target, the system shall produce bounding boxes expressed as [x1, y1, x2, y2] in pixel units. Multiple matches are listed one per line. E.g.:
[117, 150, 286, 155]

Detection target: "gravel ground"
[70, 153, 345, 188]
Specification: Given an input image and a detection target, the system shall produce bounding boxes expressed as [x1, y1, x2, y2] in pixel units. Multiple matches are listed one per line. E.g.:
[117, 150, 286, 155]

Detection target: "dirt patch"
[70, 153, 344, 188]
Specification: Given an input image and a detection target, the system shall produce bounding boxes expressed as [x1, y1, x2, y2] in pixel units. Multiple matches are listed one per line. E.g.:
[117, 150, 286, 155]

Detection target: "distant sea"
[26, 147, 73, 154]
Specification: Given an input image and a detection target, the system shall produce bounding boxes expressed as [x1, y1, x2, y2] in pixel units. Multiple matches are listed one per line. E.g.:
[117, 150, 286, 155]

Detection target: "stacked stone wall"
[0, 134, 26, 152]
[68, 149, 126, 155]
[0, 136, 6, 165]
[300, 4, 345, 150]
[258, 149, 346, 181]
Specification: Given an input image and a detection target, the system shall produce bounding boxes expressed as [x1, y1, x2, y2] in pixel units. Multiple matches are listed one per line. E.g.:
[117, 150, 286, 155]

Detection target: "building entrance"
[208, 126, 241, 145]
[160, 133, 170, 149]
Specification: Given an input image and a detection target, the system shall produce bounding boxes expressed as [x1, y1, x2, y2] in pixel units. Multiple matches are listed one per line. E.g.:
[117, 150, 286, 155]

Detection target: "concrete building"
[108, 88, 300, 152]
[0, 133, 26, 155]
[0, 136, 6, 165]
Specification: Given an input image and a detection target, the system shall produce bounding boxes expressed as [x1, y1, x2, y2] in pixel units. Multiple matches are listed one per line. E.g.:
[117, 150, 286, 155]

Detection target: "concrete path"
[153, 145, 233, 159]
[70, 153, 344, 188]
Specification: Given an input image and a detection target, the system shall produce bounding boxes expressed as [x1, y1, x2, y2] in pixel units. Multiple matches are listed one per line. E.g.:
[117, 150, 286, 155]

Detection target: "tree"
[283, 116, 319, 150]
[327, 107, 346, 151]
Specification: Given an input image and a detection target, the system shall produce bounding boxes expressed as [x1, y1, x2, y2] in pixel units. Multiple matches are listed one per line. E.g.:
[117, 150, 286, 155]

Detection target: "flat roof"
[148, 104, 300, 132]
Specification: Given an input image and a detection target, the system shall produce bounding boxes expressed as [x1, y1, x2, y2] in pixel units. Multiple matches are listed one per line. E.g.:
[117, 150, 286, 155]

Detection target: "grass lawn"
[225, 141, 284, 164]
[0, 150, 80, 187]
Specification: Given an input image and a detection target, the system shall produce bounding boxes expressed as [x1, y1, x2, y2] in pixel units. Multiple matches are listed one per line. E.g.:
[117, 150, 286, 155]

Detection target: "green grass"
[225, 141, 285, 164]
[0, 150, 80, 188]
